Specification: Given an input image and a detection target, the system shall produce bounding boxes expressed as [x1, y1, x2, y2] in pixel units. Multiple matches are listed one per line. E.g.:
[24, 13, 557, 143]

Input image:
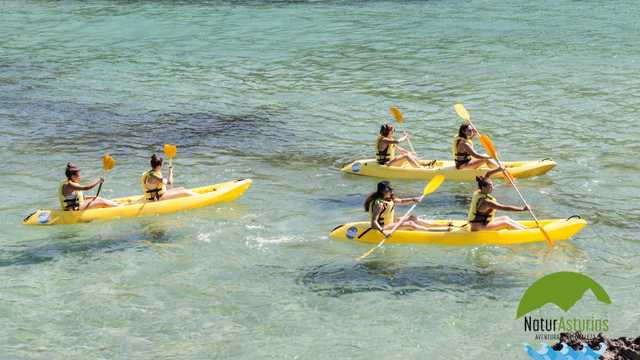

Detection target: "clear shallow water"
[1, 1, 639, 358]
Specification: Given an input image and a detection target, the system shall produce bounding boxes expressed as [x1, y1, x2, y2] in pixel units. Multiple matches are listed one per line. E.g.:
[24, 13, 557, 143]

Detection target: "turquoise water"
[1, 1, 639, 358]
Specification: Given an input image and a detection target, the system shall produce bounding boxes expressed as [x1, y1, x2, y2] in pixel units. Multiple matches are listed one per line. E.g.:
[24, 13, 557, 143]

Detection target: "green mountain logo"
[516, 272, 611, 319]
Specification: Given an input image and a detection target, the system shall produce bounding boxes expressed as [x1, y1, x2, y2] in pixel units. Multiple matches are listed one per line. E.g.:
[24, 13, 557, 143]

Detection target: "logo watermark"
[516, 272, 613, 359]
[516, 272, 611, 319]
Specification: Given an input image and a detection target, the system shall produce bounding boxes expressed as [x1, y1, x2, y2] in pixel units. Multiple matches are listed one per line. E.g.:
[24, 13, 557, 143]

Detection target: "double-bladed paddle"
[454, 103, 515, 181]
[480, 135, 554, 248]
[390, 106, 417, 156]
[356, 175, 445, 261]
[163, 144, 177, 188]
[86, 153, 116, 207]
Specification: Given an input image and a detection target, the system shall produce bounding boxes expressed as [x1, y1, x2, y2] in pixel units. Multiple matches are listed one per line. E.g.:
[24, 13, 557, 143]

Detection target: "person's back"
[141, 156, 167, 201]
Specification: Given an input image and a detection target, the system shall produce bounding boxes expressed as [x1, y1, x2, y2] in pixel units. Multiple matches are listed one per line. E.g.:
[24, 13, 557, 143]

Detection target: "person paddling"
[59, 163, 120, 211]
[141, 154, 198, 201]
[364, 181, 443, 236]
[468, 167, 528, 231]
[453, 123, 498, 169]
[377, 124, 422, 168]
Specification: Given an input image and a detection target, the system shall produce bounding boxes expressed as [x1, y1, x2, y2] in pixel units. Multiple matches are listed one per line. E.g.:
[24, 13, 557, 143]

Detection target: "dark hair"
[65, 163, 80, 179]
[379, 123, 394, 137]
[458, 123, 473, 139]
[475, 176, 491, 189]
[364, 181, 394, 212]
[150, 154, 163, 169]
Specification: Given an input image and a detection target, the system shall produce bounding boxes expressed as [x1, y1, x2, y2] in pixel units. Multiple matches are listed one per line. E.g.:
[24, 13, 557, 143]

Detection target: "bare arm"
[483, 166, 504, 179]
[380, 135, 407, 146]
[370, 203, 385, 233]
[67, 179, 102, 191]
[483, 198, 527, 212]
[395, 197, 420, 205]
[167, 166, 174, 185]
[459, 141, 490, 160]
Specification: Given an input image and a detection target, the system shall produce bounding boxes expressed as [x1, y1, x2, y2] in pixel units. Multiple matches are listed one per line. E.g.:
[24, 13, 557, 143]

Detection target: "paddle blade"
[540, 226, 555, 248]
[102, 154, 116, 172]
[390, 106, 404, 124]
[454, 103, 470, 123]
[164, 144, 177, 159]
[423, 175, 445, 197]
[479, 134, 498, 160]
[356, 246, 378, 262]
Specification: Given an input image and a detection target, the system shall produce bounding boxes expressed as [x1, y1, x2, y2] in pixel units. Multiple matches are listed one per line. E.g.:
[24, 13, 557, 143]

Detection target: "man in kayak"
[141, 154, 199, 201]
[468, 167, 528, 231]
[60, 163, 120, 211]
[377, 124, 422, 168]
[364, 181, 442, 236]
[453, 123, 498, 169]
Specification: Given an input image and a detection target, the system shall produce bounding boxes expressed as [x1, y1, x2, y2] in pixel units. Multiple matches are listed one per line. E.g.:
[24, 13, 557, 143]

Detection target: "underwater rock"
[551, 332, 640, 360]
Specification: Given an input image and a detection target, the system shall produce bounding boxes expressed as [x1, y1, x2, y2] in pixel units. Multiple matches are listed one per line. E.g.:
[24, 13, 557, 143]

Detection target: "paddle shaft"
[95, 182, 104, 198]
[356, 174, 444, 261]
[361, 193, 425, 257]
[467, 120, 479, 134]
[168, 158, 173, 189]
[503, 171, 549, 233]
[86, 170, 106, 208]
[467, 122, 502, 173]
[390, 107, 417, 155]
[470, 121, 514, 181]
[455, 105, 548, 243]
[400, 125, 417, 155]
[494, 158, 554, 247]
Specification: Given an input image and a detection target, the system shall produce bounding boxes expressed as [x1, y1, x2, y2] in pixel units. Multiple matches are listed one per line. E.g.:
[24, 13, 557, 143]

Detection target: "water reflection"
[298, 261, 525, 298]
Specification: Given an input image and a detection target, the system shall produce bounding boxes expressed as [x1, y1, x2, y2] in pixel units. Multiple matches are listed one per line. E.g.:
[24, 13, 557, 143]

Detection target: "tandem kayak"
[23, 179, 252, 225]
[341, 159, 555, 181]
[329, 217, 586, 246]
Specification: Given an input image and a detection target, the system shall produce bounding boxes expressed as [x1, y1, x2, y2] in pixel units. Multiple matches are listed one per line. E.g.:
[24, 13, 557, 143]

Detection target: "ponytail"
[379, 123, 394, 137]
[65, 163, 79, 179]
[364, 192, 381, 212]
[150, 154, 163, 169]
[476, 176, 490, 189]
[458, 123, 472, 139]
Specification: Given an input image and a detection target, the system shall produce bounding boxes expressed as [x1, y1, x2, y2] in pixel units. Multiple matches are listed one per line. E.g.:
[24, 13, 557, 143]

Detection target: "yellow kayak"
[341, 159, 555, 181]
[329, 217, 586, 246]
[23, 179, 252, 225]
